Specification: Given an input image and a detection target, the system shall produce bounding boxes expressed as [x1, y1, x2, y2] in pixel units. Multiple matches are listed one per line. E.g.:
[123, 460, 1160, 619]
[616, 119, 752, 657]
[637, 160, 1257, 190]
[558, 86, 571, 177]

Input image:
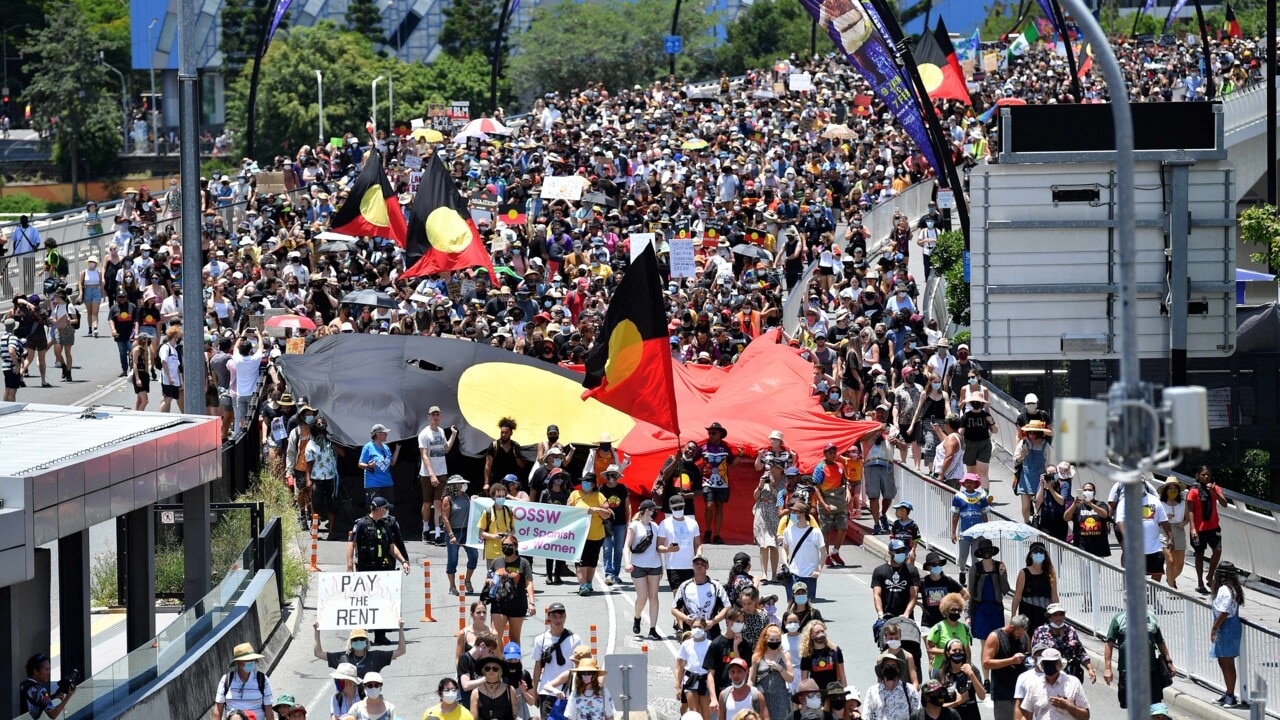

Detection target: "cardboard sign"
[983, 53, 999, 72]
[788, 73, 813, 92]
[316, 572, 403, 631]
[465, 498, 593, 562]
[446, 278, 463, 299]
[286, 337, 306, 354]
[403, 155, 422, 170]
[257, 172, 288, 194]
[471, 189, 499, 211]
[540, 176, 587, 201]
[409, 170, 423, 195]
[669, 237, 697, 278]
[449, 101, 471, 128]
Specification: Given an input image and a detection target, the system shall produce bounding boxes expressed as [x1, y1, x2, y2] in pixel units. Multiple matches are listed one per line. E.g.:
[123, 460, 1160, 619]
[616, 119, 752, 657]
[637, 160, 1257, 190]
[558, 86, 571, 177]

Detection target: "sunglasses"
[483, 666, 503, 673]
[364, 683, 383, 689]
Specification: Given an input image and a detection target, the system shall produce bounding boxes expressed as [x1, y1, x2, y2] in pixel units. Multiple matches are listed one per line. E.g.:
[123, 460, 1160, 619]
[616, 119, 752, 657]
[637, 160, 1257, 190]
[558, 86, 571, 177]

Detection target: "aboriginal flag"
[744, 227, 769, 246]
[915, 19, 972, 105]
[582, 243, 680, 435]
[1223, 2, 1242, 39]
[497, 199, 526, 226]
[402, 154, 497, 279]
[852, 95, 873, 117]
[329, 150, 408, 245]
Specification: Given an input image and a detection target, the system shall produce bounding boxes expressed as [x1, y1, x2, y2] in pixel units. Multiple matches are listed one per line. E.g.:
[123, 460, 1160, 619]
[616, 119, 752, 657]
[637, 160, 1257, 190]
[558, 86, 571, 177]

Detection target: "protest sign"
[466, 498, 592, 562]
[286, 337, 306, 354]
[669, 237, 697, 278]
[449, 101, 471, 128]
[788, 73, 813, 92]
[540, 176, 587, 201]
[257, 172, 288, 194]
[629, 233, 656, 263]
[409, 171, 423, 195]
[404, 155, 422, 170]
[316, 571, 402, 631]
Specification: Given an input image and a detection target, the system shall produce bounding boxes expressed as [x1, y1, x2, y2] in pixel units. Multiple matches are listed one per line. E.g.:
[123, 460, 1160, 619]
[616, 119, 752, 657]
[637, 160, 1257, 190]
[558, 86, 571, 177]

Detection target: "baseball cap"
[1024, 393, 1039, 404]
[428, 405, 442, 414]
[888, 539, 908, 552]
[692, 553, 710, 566]
[547, 602, 567, 613]
[503, 642, 522, 660]
[371, 497, 392, 510]
[892, 500, 913, 511]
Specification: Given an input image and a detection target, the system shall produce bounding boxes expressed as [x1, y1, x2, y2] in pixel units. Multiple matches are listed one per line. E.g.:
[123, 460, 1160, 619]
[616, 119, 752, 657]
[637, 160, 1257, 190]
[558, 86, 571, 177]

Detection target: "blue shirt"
[360, 442, 393, 488]
[951, 489, 990, 532]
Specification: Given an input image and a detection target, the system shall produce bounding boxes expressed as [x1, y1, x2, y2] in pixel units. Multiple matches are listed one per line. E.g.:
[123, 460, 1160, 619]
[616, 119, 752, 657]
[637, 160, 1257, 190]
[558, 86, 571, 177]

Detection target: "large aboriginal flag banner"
[402, 154, 497, 279]
[581, 244, 680, 435]
[329, 150, 408, 246]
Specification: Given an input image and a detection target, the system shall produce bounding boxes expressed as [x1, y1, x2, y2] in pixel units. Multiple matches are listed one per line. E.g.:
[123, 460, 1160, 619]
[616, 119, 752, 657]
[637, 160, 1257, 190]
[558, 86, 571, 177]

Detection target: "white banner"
[465, 498, 593, 562]
[540, 176, 587, 201]
[316, 572, 403, 631]
[629, 233, 656, 263]
[788, 73, 813, 92]
[669, 237, 697, 278]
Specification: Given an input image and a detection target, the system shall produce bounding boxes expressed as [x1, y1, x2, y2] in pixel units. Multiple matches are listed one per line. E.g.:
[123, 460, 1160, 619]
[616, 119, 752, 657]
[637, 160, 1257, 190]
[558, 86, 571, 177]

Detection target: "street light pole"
[99, 51, 130, 155]
[315, 69, 323, 148]
[388, 74, 393, 135]
[147, 19, 159, 155]
[371, 75, 384, 139]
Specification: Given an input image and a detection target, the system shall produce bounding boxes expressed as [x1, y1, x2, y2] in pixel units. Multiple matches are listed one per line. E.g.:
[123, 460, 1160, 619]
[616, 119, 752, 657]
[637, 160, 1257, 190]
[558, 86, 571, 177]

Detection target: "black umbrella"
[340, 289, 398, 309]
[581, 191, 616, 208]
[731, 244, 773, 262]
[317, 240, 355, 253]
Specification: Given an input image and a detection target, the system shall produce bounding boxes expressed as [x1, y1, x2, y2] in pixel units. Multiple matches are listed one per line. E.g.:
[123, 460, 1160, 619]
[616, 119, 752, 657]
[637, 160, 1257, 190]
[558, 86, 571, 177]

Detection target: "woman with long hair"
[1159, 480, 1190, 590]
[624, 499, 664, 640]
[78, 254, 103, 337]
[455, 602, 491, 663]
[130, 335, 152, 410]
[487, 532, 535, 647]
[1010, 541, 1058, 636]
[1210, 562, 1245, 708]
[798, 621, 845, 690]
[749, 623, 794, 720]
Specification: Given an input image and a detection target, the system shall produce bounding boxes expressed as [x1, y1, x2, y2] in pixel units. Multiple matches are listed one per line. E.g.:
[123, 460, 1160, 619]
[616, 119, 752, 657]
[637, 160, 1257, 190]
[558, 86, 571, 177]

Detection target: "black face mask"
[502, 546, 517, 556]
[766, 640, 782, 649]
[1041, 662, 1059, 676]
[830, 700, 846, 711]
[947, 611, 962, 621]
[880, 664, 899, 681]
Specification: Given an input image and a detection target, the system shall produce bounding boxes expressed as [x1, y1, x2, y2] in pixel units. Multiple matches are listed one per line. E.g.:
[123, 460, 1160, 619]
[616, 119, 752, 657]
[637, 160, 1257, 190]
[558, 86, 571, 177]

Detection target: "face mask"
[893, 553, 908, 564]
[831, 699, 846, 711]
[1026, 403, 1037, 412]
[814, 632, 826, 643]
[764, 604, 776, 615]
[805, 696, 823, 709]
[948, 611, 963, 621]
[731, 622, 745, 634]
[582, 482, 594, 492]
[1040, 661, 1059, 676]
[881, 664, 900, 680]
[691, 628, 706, 641]
[242, 661, 257, 674]
[766, 639, 782, 649]
[794, 594, 808, 606]
[305, 415, 315, 424]
[950, 652, 967, 663]
[1050, 620, 1066, 629]
[495, 498, 507, 507]
[732, 679, 746, 689]
[967, 377, 978, 385]
[785, 622, 800, 633]
[552, 458, 563, 467]
[503, 545, 517, 556]
[932, 382, 942, 390]
[885, 638, 901, 649]
[672, 509, 685, 519]
[365, 686, 382, 698]
[1032, 552, 1046, 564]
[1083, 491, 1096, 501]
[443, 690, 459, 703]
[351, 640, 367, 651]
[926, 221, 934, 228]
[930, 566, 943, 577]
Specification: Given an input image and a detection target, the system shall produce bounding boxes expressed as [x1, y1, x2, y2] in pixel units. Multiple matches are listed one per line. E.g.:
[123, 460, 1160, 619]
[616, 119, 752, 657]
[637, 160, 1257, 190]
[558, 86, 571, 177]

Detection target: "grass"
[87, 468, 310, 607]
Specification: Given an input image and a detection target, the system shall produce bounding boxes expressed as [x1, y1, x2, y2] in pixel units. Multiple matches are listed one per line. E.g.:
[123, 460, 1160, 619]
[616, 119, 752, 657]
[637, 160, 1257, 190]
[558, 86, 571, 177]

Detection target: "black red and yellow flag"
[329, 150, 408, 246]
[915, 19, 972, 106]
[497, 199, 526, 226]
[702, 223, 723, 248]
[402, 154, 497, 279]
[582, 243, 680, 435]
[1223, 2, 1242, 39]
[744, 227, 769, 246]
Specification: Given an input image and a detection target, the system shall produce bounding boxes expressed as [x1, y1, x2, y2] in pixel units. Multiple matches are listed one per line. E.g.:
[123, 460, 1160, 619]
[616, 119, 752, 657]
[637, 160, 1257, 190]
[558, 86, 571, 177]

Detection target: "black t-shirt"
[110, 301, 138, 337]
[960, 410, 992, 443]
[871, 562, 921, 618]
[488, 440, 525, 483]
[325, 648, 394, 676]
[457, 651, 483, 689]
[488, 556, 534, 607]
[600, 482, 630, 524]
[705, 633, 742, 691]
[800, 645, 844, 688]
[917, 575, 964, 628]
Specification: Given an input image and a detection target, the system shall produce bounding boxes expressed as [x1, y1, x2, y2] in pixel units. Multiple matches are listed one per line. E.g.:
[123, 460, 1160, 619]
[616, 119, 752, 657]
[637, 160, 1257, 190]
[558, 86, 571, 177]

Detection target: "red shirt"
[1187, 483, 1225, 532]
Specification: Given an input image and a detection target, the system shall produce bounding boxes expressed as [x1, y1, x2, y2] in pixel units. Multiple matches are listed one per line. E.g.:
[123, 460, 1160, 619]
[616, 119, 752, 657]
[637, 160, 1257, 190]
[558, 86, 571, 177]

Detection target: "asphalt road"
[268, 531, 1146, 720]
[14, 304, 139, 409]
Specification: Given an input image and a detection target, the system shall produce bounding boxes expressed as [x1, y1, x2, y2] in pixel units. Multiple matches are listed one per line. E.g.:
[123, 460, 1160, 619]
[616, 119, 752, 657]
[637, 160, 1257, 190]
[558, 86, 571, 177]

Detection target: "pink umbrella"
[460, 118, 508, 136]
[995, 97, 1029, 107]
[265, 315, 316, 331]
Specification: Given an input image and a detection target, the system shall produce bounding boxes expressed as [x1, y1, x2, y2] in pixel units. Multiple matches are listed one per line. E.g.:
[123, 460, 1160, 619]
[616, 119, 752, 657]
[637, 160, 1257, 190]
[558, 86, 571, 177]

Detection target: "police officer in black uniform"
[346, 496, 411, 644]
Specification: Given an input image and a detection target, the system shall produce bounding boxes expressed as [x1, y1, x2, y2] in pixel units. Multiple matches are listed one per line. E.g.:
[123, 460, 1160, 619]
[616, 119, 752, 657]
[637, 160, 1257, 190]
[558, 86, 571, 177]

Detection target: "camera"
[57, 669, 81, 693]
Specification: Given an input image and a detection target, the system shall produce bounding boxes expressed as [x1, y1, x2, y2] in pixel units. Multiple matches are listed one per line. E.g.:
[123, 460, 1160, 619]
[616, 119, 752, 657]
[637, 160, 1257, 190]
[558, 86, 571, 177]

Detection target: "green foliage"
[393, 52, 512, 119]
[929, 231, 970, 326]
[1238, 204, 1280, 268]
[221, 0, 278, 76]
[89, 551, 119, 607]
[20, 4, 122, 181]
[1211, 448, 1274, 505]
[439, 0, 503, 59]
[0, 193, 50, 215]
[345, 0, 386, 48]
[510, 0, 719, 96]
[716, 0, 813, 76]
[951, 330, 971, 347]
[975, 0, 1048, 42]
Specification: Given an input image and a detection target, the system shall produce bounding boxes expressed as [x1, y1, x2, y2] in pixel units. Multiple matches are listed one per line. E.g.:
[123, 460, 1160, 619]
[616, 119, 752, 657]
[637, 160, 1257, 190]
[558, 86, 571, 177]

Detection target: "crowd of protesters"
[1, 27, 1271, 720]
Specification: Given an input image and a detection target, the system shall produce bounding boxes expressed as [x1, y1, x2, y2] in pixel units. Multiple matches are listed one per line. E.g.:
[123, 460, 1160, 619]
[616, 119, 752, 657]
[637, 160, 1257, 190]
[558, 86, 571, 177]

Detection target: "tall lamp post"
[371, 75, 384, 139]
[147, 19, 159, 155]
[315, 69, 324, 148]
[98, 51, 130, 155]
[387, 74, 393, 135]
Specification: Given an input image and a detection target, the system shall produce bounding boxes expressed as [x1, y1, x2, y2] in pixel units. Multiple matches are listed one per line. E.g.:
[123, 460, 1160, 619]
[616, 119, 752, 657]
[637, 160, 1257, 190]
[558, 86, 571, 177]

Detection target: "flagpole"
[1004, 0, 1032, 40]
[1130, 1, 1145, 37]
[1047, 1, 1083, 99]
[245, 0, 282, 159]
[490, 0, 513, 116]
[1189, 0, 1215, 100]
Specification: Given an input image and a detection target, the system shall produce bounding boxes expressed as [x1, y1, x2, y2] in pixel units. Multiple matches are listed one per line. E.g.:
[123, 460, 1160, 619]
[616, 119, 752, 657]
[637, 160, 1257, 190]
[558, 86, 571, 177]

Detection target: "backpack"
[220, 669, 266, 702]
[53, 251, 69, 278]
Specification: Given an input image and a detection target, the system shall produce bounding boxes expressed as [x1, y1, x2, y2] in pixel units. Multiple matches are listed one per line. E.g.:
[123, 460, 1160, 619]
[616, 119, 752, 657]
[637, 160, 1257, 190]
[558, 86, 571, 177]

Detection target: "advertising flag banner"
[466, 498, 592, 562]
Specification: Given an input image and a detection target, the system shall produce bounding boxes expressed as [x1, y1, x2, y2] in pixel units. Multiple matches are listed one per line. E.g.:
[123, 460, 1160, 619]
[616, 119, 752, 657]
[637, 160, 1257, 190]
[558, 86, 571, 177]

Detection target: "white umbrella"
[452, 130, 488, 144]
[461, 118, 509, 136]
[960, 520, 1041, 542]
[315, 230, 359, 242]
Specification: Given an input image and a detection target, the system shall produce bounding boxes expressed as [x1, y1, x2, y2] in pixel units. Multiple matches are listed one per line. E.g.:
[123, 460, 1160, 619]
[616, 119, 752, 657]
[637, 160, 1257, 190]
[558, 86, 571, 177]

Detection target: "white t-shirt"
[1013, 668, 1043, 700]
[159, 342, 182, 387]
[659, 516, 700, 569]
[627, 520, 662, 569]
[417, 425, 448, 477]
[1117, 492, 1167, 554]
[533, 629, 582, 695]
[231, 351, 264, 396]
[677, 637, 712, 676]
[1212, 586, 1239, 617]
[674, 579, 729, 625]
[783, 522, 824, 577]
[215, 670, 274, 714]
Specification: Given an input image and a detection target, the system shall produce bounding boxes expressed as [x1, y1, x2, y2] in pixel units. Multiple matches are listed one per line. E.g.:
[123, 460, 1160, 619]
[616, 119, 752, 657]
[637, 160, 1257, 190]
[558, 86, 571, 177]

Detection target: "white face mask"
[786, 622, 800, 633]
[1050, 621, 1066, 629]
[365, 686, 382, 699]
[692, 628, 706, 641]
[732, 679, 746, 689]
[730, 622, 745, 634]
[1083, 491, 1095, 501]
[672, 509, 685, 519]
[805, 696, 823, 709]
[442, 690, 459, 704]
[885, 638, 902, 649]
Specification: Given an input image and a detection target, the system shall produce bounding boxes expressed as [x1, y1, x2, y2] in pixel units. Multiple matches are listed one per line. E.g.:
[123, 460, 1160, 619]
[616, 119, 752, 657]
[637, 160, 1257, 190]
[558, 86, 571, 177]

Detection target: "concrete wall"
[0, 549, 52, 718]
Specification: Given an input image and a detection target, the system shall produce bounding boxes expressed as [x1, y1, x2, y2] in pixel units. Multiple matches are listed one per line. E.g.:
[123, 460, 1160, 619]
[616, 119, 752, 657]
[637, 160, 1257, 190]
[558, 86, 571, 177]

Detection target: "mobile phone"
[670, 542, 680, 550]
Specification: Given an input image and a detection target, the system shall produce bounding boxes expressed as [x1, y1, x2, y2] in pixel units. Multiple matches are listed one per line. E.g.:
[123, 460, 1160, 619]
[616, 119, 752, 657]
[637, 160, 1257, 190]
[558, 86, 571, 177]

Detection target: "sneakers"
[1220, 695, 1241, 708]
[648, 628, 663, 640]
[604, 576, 615, 587]
[832, 551, 846, 566]
[578, 583, 592, 596]
[872, 523, 884, 535]
[825, 555, 835, 568]
[633, 617, 641, 634]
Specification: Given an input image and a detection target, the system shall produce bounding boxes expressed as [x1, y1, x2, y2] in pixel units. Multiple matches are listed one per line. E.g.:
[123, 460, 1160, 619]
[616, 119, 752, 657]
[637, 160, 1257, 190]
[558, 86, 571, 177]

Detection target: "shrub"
[0, 193, 50, 215]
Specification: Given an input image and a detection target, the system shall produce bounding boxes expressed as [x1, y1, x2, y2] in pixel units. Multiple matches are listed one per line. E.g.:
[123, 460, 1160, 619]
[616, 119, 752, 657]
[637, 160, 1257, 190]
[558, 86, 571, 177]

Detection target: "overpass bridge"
[1221, 78, 1279, 204]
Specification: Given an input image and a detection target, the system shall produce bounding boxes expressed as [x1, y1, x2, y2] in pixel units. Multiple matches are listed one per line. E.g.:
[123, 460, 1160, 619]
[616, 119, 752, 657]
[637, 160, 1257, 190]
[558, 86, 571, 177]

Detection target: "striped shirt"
[1, 333, 20, 373]
[215, 670, 274, 714]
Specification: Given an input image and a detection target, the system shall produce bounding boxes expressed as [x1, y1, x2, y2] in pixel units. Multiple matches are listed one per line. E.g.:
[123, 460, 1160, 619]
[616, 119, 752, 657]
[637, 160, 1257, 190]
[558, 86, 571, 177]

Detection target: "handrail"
[890, 460, 1280, 717]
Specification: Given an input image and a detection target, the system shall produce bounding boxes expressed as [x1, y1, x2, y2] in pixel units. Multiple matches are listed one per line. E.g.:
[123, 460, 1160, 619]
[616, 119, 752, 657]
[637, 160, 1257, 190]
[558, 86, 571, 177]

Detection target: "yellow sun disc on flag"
[457, 362, 636, 446]
[604, 319, 645, 387]
[358, 185, 390, 228]
[918, 63, 944, 93]
[425, 207, 473, 253]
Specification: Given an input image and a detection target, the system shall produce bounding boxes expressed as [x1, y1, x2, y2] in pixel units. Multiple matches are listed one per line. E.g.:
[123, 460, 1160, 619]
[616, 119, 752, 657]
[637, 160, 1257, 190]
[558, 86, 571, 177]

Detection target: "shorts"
[3, 370, 19, 389]
[631, 565, 662, 579]
[682, 673, 709, 696]
[1192, 528, 1222, 552]
[819, 510, 848, 533]
[421, 475, 446, 504]
[579, 537, 603, 568]
[55, 325, 75, 346]
[133, 374, 151, 394]
[963, 438, 994, 466]
[1145, 551, 1165, 575]
[898, 423, 918, 443]
[1164, 527, 1187, 553]
[366, 485, 395, 507]
[161, 384, 180, 400]
[219, 390, 234, 409]
[82, 286, 103, 304]
[312, 479, 337, 517]
[702, 485, 730, 503]
[818, 266, 835, 277]
[864, 463, 896, 500]
[291, 468, 308, 491]
[667, 567, 695, 591]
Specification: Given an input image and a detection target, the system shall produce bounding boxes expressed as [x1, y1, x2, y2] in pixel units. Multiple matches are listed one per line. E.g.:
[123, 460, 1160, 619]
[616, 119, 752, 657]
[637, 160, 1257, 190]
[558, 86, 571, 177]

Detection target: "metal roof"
[0, 404, 197, 477]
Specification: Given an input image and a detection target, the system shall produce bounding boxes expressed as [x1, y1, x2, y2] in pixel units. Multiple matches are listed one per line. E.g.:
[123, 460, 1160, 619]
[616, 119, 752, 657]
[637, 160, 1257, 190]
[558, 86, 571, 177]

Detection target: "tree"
[439, 0, 503, 59]
[221, 0, 278, 76]
[1239, 204, 1280, 268]
[393, 51, 513, 118]
[716, 0, 813, 76]
[345, 0, 385, 48]
[510, 0, 717, 97]
[20, 3, 120, 200]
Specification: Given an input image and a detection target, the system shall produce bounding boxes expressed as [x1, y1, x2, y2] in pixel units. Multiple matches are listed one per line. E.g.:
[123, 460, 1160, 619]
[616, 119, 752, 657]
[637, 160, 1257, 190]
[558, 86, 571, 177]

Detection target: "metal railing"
[1222, 76, 1279, 140]
[891, 460, 1280, 716]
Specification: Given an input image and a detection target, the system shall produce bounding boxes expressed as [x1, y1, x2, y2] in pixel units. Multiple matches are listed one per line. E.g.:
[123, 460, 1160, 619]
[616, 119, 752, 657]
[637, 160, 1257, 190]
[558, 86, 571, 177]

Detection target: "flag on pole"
[965, 29, 980, 60]
[329, 149, 408, 246]
[266, 0, 293, 47]
[1223, 2, 1242, 39]
[1076, 40, 1093, 78]
[1007, 23, 1040, 58]
[581, 243, 680, 435]
[400, 154, 496, 279]
[915, 19, 972, 105]
[1164, 0, 1189, 30]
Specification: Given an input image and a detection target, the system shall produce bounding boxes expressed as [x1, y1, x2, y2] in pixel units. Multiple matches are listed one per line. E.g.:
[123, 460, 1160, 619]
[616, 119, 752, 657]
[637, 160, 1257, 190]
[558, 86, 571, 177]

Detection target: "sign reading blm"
[317, 572, 403, 631]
